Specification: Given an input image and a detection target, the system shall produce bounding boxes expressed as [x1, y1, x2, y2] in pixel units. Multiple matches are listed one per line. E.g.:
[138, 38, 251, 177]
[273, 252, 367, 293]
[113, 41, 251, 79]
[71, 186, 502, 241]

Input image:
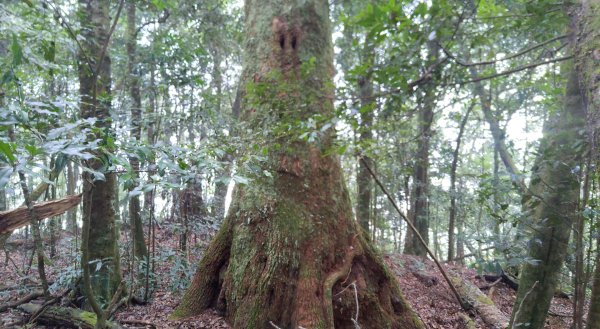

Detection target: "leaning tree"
[170, 0, 423, 328]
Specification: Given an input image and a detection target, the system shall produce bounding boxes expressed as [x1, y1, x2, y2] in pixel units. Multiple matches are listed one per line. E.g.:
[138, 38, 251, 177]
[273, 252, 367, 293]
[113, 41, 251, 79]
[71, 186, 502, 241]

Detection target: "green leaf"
[42, 40, 56, 63]
[413, 3, 428, 17]
[177, 159, 188, 170]
[81, 166, 105, 182]
[25, 144, 43, 157]
[0, 141, 17, 165]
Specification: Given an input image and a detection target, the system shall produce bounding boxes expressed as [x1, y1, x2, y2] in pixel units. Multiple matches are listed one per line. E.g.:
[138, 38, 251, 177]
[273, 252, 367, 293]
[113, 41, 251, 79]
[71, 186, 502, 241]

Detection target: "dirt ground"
[0, 228, 578, 328]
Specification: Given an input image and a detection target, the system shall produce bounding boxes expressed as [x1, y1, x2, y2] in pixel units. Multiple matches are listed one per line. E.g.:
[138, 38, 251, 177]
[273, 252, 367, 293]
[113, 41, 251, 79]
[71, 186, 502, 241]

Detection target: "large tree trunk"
[171, 1, 423, 328]
[580, 0, 600, 327]
[509, 21, 586, 328]
[78, 0, 122, 309]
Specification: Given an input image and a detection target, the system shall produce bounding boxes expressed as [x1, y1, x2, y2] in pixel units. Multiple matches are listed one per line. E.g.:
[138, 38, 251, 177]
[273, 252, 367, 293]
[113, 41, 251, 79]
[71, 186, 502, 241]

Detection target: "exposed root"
[323, 236, 362, 327]
[170, 218, 233, 319]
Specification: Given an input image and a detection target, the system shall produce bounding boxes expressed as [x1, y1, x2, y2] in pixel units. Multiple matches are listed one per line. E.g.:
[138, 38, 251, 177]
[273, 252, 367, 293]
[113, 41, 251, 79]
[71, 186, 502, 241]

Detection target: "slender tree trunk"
[405, 41, 438, 257]
[78, 0, 122, 310]
[356, 36, 375, 234]
[493, 147, 501, 237]
[573, 158, 590, 329]
[0, 164, 6, 263]
[126, 1, 148, 259]
[211, 46, 232, 222]
[48, 162, 58, 259]
[16, 169, 50, 297]
[448, 105, 472, 261]
[470, 67, 527, 194]
[66, 161, 78, 234]
[456, 180, 465, 264]
[171, 1, 423, 328]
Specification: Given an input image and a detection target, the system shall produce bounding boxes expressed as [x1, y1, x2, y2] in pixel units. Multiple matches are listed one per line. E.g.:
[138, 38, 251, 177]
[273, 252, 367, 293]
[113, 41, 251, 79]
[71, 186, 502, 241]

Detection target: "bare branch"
[439, 34, 568, 67]
[458, 55, 572, 84]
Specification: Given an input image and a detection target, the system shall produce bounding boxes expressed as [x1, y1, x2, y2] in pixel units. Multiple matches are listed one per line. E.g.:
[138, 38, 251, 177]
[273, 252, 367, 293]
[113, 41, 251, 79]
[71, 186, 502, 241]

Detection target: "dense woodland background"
[0, 0, 599, 328]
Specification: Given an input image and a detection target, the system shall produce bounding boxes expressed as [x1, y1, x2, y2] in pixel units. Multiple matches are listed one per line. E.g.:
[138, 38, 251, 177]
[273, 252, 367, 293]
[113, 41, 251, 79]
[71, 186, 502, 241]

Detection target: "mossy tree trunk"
[580, 0, 600, 327]
[78, 0, 122, 310]
[171, 1, 423, 328]
[508, 17, 587, 328]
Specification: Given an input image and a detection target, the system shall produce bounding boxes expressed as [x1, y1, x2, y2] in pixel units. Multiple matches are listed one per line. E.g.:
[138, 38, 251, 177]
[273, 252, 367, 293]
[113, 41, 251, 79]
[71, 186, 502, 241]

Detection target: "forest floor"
[0, 227, 577, 328]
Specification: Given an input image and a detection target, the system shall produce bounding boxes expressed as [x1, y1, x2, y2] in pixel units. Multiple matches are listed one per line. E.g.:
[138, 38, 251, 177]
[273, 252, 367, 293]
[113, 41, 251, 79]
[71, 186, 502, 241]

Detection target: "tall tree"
[78, 0, 122, 310]
[404, 40, 439, 257]
[580, 0, 600, 326]
[170, 0, 422, 328]
[448, 105, 472, 261]
[126, 1, 148, 259]
[356, 34, 375, 234]
[509, 7, 587, 327]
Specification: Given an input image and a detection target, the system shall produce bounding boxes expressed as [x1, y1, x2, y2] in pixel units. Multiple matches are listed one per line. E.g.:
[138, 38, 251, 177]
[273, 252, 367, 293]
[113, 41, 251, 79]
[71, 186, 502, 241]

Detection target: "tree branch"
[359, 156, 472, 312]
[458, 55, 572, 84]
[438, 34, 568, 67]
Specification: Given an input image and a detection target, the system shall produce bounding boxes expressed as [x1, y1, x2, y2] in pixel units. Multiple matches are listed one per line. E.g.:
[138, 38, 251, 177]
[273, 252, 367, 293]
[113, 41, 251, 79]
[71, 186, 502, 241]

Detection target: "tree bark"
[126, 1, 148, 260]
[171, 1, 423, 328]
[448, 105, 472, 261]
[449, 272, 509, 329]
[356, 35, 375, 234]
[78, 0, 123, 312]
[580, 0, 600, 326]
[405, 40, 438, 257]
[509, 21, 586, 329]
[66, 161, 78, 233]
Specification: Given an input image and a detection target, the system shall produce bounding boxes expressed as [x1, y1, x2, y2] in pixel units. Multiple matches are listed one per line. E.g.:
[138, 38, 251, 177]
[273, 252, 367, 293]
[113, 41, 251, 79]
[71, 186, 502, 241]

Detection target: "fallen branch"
[479, 277, 502, 290]
[0, 194, 81, 234]
[120, 319, 157, 328]
[482, 271, 519, 291]
[481, 272, 570, 298]
[448, 271, 509, 329]
[0, 282, 52, 292]
[0, 290, 44, 313]
[410, 268, 440, 287]
[360, 156, 472, 311]
[18, 303, 122, 329]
